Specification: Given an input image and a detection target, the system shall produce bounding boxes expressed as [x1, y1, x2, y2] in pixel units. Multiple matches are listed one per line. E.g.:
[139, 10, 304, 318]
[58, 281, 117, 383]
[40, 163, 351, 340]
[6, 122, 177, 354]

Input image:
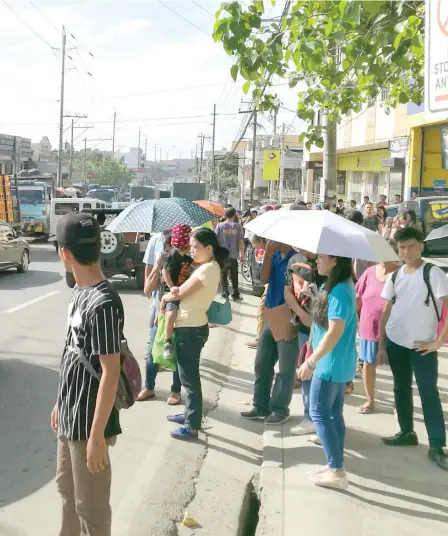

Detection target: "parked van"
[50, 197, 105, 248]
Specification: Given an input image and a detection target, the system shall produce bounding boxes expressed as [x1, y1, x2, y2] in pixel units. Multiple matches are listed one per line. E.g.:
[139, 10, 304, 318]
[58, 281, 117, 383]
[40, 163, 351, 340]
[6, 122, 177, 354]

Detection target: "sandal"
[345, 381, 354, 395]
[357, 404, 374, 414]
[245, 340, 258, 349]
[137, 389, 155, 402]
[167, 392, 181, 406]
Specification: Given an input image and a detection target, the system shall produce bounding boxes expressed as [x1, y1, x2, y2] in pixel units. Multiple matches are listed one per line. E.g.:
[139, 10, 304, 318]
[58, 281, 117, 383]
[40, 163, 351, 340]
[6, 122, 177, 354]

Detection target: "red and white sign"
[426, 0, 448, 118]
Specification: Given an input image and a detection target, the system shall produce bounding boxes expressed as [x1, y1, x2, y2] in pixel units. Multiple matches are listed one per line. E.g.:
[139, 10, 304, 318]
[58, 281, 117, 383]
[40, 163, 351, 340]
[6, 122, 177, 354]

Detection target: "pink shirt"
[355, 265, 386, 342]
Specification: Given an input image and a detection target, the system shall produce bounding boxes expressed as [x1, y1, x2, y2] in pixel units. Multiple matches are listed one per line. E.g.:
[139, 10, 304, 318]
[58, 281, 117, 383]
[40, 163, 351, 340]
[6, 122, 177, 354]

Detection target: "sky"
[0, 0, 301, 160]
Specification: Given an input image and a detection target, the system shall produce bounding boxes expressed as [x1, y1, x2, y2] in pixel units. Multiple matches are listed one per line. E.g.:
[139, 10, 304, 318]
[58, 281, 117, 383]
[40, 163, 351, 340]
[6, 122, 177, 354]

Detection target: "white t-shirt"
[175, 261, 220, 328]
[381, 263, 448, 349]
[143, 233, 164, 266]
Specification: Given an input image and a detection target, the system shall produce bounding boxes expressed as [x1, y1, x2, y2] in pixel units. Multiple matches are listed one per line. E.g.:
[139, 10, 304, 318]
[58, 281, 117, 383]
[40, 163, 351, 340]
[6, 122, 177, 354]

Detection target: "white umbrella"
[245, 210, 399, 262]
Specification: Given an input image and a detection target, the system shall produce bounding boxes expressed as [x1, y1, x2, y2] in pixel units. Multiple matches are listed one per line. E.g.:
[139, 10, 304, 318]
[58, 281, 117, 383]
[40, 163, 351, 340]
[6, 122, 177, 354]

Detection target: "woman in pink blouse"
[355, 257, 399, 413]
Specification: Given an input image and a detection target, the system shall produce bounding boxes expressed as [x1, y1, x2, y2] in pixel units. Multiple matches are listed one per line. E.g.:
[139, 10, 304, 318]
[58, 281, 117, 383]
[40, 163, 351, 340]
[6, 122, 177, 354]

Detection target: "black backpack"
[391, 263, 441, 322]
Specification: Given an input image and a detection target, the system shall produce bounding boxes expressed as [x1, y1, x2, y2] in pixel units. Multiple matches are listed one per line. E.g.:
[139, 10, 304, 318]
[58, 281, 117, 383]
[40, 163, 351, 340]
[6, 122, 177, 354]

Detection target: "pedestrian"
[245, 235, 267, 349]
[215, 206, 245, 301]
[403, 209, 424, 234]
[362, 202, 383, 234]
[297, 255, 357, 489]
[356, 252, 399, 414]
[161, 228, 228, 440]
[241, 240, 298, 425]
[284, 249, 327, 436]
[379, 226, 448, 471]
[161, 224, 193, 358]
[376, 205, 388, 224]
[376, 194, 388, 208]
[360, 196, 370, 214]
[394, 193, 401, 203]
[138, 229, 182, 406]
[306, 201, 313, 210]
[290, 200, 308, 210]
[52, 213, 123, 535]
[336, 199, 345, 215]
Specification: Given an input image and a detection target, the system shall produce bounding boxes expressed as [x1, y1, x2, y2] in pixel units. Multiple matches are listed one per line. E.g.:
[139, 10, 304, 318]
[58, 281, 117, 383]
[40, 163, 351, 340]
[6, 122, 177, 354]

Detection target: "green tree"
[72, 151, 131, 187]
[215, 152, 239, 192]
[214, 0, 424, 148]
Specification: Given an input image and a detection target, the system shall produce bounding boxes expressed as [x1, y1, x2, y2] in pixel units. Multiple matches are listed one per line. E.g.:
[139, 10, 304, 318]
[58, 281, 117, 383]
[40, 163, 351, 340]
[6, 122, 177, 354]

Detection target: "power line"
[192, 1, 214, 17]
[158, 0, 209, 36]
[27, 0, 59, 34]
[0, 0, 56, 51]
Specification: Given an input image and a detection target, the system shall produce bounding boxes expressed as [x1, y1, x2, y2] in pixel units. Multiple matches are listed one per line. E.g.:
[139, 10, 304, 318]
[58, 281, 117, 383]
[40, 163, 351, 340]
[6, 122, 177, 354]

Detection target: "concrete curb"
[256, 424, 285, 536]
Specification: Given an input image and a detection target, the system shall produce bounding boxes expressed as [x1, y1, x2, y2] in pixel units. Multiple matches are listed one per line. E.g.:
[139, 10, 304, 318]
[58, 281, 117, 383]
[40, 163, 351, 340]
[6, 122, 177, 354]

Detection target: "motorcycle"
[241, 242, 265, 297]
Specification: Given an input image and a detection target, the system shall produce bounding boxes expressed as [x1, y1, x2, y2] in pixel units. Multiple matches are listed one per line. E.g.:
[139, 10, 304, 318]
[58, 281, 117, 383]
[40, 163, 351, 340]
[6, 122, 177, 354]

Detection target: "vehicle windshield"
[19, 188, 45, 204]
[87, 189, 115, 203]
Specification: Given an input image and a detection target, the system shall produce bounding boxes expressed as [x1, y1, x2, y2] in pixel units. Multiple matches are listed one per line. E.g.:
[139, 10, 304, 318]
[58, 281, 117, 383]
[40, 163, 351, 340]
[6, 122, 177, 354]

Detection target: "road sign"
[425, 0, 448, 119]
[262, 150, 280, 181]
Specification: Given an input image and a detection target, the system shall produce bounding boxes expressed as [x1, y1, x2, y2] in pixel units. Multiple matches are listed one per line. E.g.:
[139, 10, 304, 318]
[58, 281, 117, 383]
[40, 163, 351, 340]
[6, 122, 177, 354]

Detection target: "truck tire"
[66, 271, 76, 288]
[100, 230, 124, 259]
[135, 266, 145, 290]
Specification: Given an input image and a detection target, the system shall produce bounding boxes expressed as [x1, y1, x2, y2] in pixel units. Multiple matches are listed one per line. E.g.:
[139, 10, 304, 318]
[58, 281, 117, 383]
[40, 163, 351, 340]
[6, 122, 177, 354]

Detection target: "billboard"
[262, 150, 280, 181]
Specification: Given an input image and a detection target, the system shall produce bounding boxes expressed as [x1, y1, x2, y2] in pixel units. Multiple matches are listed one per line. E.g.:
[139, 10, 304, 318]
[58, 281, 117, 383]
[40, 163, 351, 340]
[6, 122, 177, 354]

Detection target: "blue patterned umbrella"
[105, 197, 217, 233]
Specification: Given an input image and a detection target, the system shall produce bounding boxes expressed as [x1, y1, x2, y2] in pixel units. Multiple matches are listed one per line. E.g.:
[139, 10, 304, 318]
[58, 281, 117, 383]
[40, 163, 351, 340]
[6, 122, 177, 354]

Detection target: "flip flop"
[137, 389, 156, 402]
[357, 405, 374, 414]
[167, 393, 181, 406]
[245, 340, 258, 349]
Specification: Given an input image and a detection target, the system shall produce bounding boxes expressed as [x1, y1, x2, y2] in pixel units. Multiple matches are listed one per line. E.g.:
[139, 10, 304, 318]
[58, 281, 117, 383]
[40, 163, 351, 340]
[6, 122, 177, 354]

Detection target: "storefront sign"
[337, 149, 391, 172]
[389, 138, 409, 154]
[433, 179, 447, 195]
[262, 150, 280, 181]
[425, 0, 448, 119]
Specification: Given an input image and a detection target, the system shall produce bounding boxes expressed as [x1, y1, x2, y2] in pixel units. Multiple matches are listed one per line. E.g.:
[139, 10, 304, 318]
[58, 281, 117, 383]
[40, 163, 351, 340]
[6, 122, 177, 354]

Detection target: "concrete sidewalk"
[257, 347, 448, 535]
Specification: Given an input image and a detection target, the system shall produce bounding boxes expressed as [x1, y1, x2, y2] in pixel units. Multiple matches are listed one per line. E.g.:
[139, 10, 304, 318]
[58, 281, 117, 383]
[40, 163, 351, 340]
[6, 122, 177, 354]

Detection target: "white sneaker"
[309, 435, 321, 446]
[290, 419, 316, 436]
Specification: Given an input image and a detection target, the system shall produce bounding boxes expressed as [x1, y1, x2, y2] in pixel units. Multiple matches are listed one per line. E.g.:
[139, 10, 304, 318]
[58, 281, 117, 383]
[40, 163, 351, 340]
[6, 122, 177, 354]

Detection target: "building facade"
[0, 133, 32, 175]
[303, 101, 409, 205]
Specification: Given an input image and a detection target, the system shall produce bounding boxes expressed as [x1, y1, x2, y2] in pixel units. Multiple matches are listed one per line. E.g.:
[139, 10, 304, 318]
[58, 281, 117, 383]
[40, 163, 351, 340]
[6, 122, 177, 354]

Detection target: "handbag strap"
[70, 326, 101, 380]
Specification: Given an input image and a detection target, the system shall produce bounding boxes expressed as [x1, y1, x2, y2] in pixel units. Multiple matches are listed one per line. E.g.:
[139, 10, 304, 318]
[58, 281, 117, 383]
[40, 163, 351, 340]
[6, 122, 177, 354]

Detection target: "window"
[18, 189, 45, 204]
[381, 86, 390, 102]
[0, 222, 13, 240]
[55, 203, 80, 216]
[83, 203, 92, 209]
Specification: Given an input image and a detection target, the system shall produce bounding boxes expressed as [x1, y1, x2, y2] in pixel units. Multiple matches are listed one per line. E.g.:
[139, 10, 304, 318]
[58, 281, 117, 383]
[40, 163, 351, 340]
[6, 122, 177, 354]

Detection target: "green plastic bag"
[152, 313, 177, 371]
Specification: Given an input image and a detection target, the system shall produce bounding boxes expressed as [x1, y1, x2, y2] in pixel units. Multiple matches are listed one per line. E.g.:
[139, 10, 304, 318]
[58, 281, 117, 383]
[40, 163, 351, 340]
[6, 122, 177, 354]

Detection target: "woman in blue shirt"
[298, 254, 357, 490]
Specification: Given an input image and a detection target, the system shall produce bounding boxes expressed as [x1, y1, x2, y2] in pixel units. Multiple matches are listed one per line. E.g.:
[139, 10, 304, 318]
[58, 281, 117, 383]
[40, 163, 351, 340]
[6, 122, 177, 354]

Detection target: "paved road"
[0, 244, 263, 536]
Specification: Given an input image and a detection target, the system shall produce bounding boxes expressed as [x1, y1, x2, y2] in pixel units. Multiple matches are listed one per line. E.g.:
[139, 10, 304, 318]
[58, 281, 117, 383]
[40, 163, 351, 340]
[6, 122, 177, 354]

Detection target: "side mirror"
[6, 232, 16, 240]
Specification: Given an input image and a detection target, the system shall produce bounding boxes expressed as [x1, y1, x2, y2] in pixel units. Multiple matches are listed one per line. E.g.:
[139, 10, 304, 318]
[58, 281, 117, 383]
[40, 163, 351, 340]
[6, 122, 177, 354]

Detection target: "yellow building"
[303, 101, 409, 204]
[407, 108, 448, 198]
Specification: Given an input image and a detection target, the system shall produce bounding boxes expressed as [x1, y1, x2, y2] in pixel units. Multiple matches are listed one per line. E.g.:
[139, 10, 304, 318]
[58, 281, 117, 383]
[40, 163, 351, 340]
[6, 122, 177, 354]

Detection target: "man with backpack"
[379, 226, 448, 471]
[51, 213, 124, 534]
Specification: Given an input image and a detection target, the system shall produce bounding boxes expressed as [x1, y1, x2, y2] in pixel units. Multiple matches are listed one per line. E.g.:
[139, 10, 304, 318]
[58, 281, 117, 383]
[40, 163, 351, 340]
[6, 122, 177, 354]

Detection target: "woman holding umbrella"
[297, 254, 357, 490]
[160, 228, 229, 440]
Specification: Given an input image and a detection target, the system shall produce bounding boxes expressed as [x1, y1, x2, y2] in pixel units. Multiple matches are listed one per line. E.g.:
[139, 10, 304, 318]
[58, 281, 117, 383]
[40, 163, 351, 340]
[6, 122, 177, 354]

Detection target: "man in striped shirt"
[51, 212, 123, 535]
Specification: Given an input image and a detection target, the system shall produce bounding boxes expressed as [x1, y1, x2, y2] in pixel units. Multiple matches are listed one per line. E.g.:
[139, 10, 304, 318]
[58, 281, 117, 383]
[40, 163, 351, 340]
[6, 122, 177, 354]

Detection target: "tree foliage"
[215, 152, 239, 192]
[72, 150, 132, 186]
[214, 0, 424, 148]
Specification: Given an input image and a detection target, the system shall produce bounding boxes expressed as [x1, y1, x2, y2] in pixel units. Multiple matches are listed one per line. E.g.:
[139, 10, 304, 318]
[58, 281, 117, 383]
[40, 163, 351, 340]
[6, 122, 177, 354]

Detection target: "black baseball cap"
[56, 212, 100, 248]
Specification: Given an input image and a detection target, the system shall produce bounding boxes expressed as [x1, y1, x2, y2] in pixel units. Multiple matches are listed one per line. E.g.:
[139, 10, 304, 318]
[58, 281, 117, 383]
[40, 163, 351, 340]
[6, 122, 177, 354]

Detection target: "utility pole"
[198, 133, 205, 183]
[137, 129, 141, 185]
[83, 138, 87, 186]
[250, 109, 257, 205]
[323, 42, 338, 210]
[144, 137, 148, 184]
[211, 104, 216, 188]
[279, 123, 286, 204]
[70, 120, 74, 180]
[112, 109, 117, 158]
[270, 111, 278, 200]
[57, 26, 67, 187]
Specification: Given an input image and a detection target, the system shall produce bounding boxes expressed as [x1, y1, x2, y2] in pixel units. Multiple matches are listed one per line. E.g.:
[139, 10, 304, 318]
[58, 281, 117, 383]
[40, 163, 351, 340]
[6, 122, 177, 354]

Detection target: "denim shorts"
[166, 300, 179, 312]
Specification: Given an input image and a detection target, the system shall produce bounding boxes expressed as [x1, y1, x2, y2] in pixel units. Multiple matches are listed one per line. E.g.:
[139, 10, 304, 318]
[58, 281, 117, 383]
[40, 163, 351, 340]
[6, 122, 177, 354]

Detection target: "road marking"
[4, 291, 60, 314]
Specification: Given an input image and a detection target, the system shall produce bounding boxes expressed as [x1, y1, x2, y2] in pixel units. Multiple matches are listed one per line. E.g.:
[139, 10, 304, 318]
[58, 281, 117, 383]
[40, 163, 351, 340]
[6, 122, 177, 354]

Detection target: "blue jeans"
[145, 302, 181, 393]
[310, 376, 346, 470]
[175, 325, 209, 430]
[298, 332, 311, 421]
[253, 323, 298, 416]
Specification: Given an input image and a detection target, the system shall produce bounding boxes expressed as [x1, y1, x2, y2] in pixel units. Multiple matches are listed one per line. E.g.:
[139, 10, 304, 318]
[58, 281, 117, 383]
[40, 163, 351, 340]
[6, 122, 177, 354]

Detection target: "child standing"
[162, 224, 193, 358]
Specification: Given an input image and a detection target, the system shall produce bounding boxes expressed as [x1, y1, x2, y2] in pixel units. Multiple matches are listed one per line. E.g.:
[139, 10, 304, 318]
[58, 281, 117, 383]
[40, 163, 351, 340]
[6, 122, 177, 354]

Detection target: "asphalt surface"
[0, 243, 263, 536]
